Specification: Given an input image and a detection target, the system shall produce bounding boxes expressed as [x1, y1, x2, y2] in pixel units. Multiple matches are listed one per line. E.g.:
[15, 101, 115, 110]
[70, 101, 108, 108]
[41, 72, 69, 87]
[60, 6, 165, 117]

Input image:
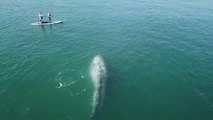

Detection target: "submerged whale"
[90, 55, 107, 120]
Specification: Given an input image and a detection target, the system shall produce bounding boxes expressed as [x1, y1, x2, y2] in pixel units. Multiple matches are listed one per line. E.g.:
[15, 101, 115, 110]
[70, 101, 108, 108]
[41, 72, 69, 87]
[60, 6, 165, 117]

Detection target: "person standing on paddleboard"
[48, 12, 51, 23]
[39, 12, 43, 23]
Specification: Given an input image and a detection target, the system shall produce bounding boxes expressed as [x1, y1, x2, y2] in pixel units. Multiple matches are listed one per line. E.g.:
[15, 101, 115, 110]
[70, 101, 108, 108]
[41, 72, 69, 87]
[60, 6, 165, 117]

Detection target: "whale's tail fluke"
[90, 55, 107, 120]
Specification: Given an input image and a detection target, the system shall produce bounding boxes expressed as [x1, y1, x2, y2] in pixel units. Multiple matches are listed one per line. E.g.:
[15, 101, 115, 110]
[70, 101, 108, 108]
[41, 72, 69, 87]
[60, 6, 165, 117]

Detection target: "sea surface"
[0, 0, 213, 120]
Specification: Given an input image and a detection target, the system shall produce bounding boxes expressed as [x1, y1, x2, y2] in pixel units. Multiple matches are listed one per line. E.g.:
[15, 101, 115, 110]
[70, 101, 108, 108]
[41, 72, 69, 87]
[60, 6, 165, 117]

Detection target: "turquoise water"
[1, 0, 213, 120]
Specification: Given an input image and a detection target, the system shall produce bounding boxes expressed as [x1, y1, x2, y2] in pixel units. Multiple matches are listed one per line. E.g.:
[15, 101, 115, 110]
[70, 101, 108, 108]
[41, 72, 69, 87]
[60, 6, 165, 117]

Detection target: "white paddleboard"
[31, 21, 63, 26]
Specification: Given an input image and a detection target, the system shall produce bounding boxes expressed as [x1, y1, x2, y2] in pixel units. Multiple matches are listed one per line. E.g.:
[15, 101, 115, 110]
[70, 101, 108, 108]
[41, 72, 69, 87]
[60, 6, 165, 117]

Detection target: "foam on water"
[55, 69, 86, 89]
[55, 69, 87, 97]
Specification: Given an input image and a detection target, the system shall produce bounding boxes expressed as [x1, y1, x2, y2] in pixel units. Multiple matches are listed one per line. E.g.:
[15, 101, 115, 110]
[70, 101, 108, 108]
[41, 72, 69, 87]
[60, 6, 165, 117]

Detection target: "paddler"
[48, 12, 52, 23]
[39, 12, 43, 23]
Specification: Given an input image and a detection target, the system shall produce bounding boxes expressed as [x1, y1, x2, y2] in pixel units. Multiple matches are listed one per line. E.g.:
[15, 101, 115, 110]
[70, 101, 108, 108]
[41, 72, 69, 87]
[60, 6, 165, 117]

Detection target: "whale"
[90, 55, 107, 120]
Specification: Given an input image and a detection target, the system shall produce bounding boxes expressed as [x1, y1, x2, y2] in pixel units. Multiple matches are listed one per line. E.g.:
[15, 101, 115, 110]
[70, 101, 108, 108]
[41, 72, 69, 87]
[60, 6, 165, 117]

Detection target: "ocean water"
[0, 0, 213, 120]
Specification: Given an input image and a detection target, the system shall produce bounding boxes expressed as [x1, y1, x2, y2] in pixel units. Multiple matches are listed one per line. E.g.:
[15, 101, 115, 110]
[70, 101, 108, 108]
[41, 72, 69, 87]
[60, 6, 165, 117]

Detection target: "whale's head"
[90, 55, 106, 88]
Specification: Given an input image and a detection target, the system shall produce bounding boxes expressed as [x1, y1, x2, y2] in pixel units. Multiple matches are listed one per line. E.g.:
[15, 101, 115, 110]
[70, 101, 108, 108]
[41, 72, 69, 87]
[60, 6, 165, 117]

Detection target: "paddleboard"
[31, 21, 63, 26]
